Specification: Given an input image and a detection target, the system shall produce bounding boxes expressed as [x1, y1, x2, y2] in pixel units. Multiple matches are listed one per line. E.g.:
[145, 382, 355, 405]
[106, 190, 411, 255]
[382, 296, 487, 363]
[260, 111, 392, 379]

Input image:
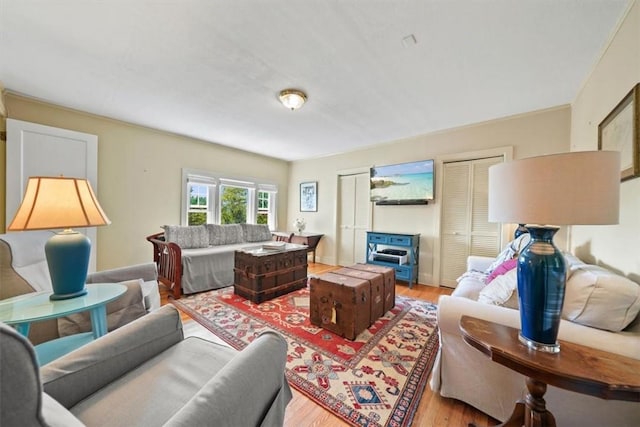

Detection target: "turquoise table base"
[0, 283, 126, 365]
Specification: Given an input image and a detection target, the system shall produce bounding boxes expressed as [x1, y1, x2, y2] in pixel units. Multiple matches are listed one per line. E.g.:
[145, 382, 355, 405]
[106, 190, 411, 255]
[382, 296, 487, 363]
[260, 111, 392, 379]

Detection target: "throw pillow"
[484, 233, 530, 275]
[478, 268, 518, 307]
[163, 225, 209, 249]
[562, 265, 640, 332]
[484, 258, 517, 284]
[241, 224, 272, 242]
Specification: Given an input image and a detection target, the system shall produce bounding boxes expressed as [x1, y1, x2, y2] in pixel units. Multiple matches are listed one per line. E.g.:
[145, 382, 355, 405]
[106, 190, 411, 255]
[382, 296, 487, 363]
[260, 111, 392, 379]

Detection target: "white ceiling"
[0, 1, 631, 161]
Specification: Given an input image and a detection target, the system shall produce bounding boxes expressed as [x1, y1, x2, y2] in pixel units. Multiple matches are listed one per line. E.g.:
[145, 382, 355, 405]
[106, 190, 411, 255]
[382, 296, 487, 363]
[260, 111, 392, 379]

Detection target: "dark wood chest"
[344, 263, 396, 313]
[333, 267, 385, 323]
[233, 246, 308, 303]
[309, 272, 371, 340]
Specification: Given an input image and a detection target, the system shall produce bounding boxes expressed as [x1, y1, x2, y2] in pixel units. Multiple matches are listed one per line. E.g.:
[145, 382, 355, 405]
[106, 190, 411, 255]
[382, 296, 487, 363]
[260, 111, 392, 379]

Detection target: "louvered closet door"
[439, 157, 502, 287]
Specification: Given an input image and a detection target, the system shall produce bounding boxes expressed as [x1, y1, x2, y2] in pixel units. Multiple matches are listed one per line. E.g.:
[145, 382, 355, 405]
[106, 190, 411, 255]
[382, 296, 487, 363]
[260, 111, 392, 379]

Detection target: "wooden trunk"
[346, 263, 396, 313]
[333, 267, 385, 323]
[233, 248, 308, 304]
[309, 272, 371, 340]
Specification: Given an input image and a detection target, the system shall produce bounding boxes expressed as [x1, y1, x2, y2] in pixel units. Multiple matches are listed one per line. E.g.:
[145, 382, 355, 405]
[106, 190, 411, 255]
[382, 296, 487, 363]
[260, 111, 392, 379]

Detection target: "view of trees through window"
[257, 191, 269, 225]
[220, 186, 248, 224]
[185, 172, 276, 228]
[188, 184, 208, 225]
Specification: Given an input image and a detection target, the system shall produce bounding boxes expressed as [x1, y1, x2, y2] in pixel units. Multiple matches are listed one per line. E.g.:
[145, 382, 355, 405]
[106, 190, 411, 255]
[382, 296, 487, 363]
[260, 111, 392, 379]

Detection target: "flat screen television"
[370, 159, 434, 205]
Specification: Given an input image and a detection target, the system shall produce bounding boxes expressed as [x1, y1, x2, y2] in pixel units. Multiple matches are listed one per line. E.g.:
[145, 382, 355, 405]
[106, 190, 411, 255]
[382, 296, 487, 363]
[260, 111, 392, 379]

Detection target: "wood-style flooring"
[160, 262, 499, 427]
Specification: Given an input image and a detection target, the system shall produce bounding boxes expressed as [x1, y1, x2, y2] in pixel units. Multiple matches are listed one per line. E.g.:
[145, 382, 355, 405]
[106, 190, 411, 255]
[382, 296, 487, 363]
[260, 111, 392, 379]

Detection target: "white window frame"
[181, 169, 278, 229]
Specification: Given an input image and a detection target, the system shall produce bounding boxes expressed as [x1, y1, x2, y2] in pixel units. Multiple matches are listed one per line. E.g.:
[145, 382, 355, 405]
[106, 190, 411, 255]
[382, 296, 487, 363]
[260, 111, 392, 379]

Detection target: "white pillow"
[478, 269, 518, 308]
[562, 265, 640, 332]
[484, 234, 531, 275]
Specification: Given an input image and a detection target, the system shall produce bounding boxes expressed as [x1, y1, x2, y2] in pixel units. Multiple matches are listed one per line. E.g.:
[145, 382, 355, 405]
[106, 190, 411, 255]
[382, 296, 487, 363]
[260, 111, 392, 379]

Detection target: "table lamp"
[8, 176, 111, 300]
[488, 151, 620, 353]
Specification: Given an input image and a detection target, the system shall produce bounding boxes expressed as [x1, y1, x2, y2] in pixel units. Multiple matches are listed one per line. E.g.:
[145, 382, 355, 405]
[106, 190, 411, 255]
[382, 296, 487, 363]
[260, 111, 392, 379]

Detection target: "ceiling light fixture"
[279, 89, 307, 110]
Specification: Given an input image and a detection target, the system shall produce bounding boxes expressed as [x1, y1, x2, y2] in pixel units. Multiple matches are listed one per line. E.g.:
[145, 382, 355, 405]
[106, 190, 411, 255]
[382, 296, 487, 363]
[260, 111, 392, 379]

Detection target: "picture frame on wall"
[300, 181, 317, 212]
[598, 83, 640, 181]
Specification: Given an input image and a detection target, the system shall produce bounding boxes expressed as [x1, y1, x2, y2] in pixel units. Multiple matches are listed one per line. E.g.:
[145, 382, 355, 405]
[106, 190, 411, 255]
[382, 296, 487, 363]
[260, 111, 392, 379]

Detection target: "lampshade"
[488, 150, 620, 353]
[488, 151, 620, 225]
[8, 176, 110, 300]
[8, 176, 111, 231]
[278, 89, 307, 110]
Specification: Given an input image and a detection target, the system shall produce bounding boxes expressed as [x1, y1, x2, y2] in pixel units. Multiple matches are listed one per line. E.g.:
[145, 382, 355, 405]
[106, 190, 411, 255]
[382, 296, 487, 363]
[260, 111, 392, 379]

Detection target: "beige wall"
[2, 94, 290, 270]
[288, 107, 571, 285]
[570, 0, 640, 282]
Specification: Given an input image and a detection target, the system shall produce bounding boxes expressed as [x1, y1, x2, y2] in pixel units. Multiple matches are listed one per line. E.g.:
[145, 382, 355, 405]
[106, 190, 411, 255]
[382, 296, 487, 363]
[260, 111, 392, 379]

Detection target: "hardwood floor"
[160, 263, 499, 427]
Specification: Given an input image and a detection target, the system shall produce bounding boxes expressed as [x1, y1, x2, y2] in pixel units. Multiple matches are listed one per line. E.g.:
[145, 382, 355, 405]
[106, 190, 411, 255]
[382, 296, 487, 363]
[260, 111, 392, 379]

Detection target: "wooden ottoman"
[309, 272, 371, 340]
[345, 263, 396, 314]
[333, 267, 384, 323]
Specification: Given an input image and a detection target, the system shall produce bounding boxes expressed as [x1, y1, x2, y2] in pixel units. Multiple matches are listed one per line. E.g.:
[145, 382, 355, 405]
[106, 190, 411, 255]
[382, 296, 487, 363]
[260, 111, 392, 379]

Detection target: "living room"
[1, 1, 639, 426]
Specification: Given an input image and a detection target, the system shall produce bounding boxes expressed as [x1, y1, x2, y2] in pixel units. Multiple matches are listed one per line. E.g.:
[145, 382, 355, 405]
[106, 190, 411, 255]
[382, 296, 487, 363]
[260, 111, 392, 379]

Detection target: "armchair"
[0, 305, 292, 427]
[0, 231, 161, 345]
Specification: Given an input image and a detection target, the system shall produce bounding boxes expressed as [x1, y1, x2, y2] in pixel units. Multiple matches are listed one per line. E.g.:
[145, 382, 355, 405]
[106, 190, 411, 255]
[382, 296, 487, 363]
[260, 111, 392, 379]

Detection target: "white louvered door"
[338, 172, 370, 266]
[439, 156, 502, 287]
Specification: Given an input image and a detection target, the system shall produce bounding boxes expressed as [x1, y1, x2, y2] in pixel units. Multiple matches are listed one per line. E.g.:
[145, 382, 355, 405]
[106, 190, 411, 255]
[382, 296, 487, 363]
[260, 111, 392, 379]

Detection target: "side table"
[290, 232, 323, 263]
[0, 283, 127, 365]
[459, 315, 640, 427]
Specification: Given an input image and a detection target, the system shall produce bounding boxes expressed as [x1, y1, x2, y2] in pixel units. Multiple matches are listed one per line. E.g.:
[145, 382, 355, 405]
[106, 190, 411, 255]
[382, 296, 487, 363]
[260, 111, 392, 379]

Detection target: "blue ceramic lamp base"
[45, 230, 90, 301]
[517, 226, 566, 353]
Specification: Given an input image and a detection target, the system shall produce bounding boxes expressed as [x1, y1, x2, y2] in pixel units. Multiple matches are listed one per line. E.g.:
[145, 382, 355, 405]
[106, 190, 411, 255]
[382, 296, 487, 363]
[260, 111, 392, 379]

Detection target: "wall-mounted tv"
[370, 159, 434, 205]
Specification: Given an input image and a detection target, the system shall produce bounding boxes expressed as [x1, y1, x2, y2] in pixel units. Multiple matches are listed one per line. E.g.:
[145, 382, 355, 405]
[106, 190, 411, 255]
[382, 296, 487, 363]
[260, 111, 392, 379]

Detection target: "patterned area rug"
[172, 286, 439, 427]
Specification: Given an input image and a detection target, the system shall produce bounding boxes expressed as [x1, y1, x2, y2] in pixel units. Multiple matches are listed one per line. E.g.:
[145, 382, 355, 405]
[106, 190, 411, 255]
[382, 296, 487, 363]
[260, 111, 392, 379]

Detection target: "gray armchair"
[0, 231, 161, 344]
[1, 305, 292, 427]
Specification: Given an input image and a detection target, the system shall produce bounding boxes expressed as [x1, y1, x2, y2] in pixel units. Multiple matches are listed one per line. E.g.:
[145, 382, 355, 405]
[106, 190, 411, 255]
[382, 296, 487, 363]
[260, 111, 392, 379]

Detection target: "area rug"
[172, 286, 439, 427]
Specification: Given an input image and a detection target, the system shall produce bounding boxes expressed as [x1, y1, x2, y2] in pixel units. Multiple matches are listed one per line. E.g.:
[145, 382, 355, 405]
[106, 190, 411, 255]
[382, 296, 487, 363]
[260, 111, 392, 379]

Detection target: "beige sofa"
[147, 223, 277, 298]
[430, 251, 640, 426]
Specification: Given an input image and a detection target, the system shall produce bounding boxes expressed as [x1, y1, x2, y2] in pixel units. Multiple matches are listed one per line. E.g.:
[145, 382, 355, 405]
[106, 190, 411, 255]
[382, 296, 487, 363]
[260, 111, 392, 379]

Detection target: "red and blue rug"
[172, 286, 439, 427]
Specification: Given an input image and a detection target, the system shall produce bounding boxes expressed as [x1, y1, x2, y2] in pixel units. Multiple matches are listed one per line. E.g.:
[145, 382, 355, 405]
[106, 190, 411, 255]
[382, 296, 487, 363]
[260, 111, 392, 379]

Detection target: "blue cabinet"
[366, 232, 420, 288]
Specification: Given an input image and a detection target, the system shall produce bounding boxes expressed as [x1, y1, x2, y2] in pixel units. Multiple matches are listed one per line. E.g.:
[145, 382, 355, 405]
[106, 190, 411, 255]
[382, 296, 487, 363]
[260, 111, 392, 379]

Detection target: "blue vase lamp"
[45, 230, 92, 299]
[488, 151, 621, 353]
[517, 226, 565, 352]
[7, 176, 111, 300]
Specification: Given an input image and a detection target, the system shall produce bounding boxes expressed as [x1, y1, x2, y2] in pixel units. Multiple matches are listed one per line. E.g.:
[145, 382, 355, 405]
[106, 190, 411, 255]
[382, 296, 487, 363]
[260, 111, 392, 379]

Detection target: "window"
[220, 184, 249, 224]
[257, 191, 270, 225]
[187, 183, 210, 225]
[182, 169, 278, 229]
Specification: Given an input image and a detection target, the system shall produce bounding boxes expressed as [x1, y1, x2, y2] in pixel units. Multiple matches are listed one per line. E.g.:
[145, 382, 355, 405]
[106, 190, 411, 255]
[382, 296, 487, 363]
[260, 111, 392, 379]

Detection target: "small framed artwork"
[598, 83, 640, 181]
[300, 181, 318, 212]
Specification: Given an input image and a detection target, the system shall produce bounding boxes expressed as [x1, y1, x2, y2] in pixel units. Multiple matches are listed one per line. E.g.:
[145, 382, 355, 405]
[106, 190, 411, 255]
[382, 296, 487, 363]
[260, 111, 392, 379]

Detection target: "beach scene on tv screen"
[370, 160, 434, 202]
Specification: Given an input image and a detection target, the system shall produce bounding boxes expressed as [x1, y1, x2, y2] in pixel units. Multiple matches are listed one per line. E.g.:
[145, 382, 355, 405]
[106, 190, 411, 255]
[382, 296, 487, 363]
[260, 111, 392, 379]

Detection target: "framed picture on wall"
[300, 181, 317, 212]
[598, 83, 640, 181]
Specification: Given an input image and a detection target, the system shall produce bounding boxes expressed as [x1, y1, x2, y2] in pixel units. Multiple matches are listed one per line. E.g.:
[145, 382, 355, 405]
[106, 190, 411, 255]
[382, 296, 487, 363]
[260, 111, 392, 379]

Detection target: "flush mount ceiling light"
[278, 89, 307, 110]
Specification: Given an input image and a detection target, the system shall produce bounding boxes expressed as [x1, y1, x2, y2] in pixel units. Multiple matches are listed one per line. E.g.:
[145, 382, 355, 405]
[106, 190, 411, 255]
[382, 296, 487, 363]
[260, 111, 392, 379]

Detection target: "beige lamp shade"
[8, 177, 111, 231]
[488, 151, 620, 225]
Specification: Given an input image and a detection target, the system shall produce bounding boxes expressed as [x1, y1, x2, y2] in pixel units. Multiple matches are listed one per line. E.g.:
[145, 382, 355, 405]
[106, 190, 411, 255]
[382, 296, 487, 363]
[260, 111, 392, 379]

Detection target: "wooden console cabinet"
[366, 231, 420, 288]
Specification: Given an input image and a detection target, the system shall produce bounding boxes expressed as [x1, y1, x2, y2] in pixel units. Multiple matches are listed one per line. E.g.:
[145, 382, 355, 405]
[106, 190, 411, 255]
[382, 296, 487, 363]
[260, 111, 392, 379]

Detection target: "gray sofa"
[430, 249, 640, 426]
[147, 223, 277, 298]
[1, 304, 292, 427]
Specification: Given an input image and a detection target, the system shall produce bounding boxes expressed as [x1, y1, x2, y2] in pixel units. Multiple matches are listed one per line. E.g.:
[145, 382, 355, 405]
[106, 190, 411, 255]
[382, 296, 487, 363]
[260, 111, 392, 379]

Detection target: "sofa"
[147, 223, 280, 298]
[1, 304, 293, 427]
[430, 236, 640, 426]
[0, 231, 161, 345]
